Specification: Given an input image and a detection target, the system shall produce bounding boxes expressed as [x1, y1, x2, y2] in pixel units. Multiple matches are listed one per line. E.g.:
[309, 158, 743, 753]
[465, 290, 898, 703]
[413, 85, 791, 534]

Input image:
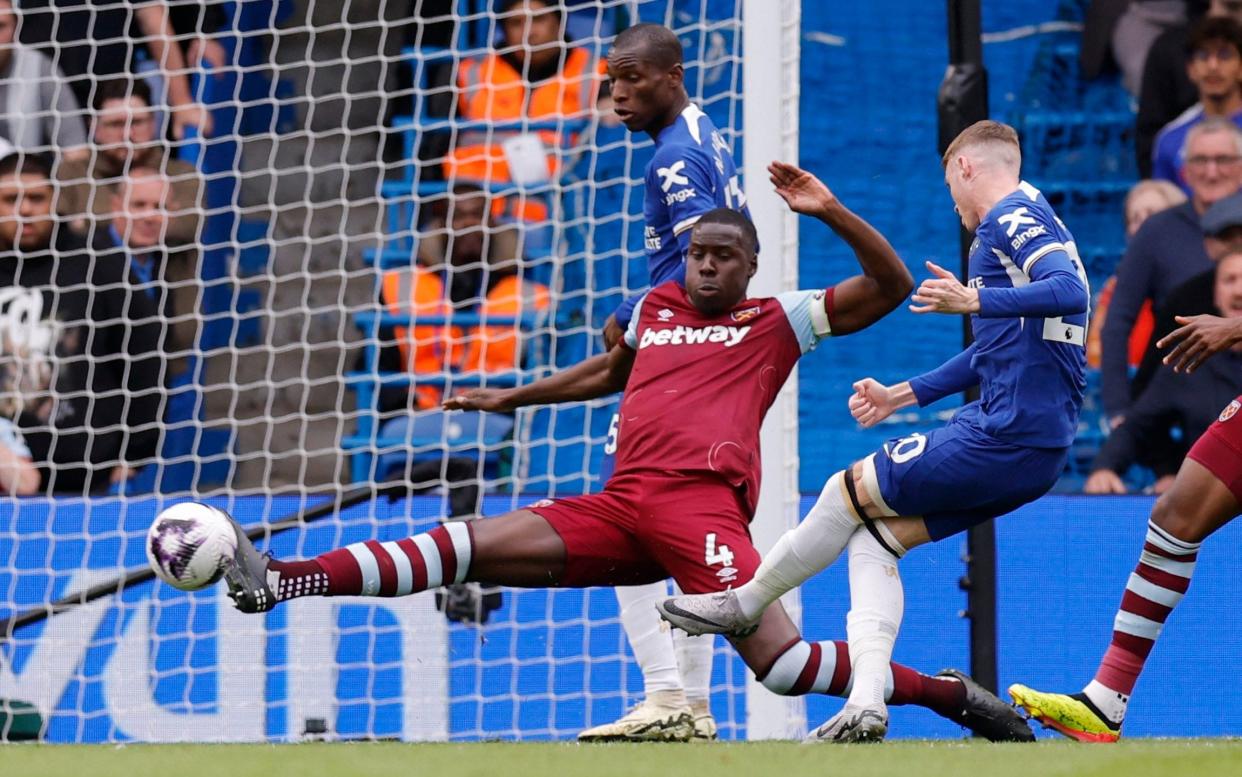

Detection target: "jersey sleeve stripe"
[672, 214, 702, 236]
[810, 289, 832, 337]
[1021, 242, 1068, 275]
[991, 247, 1030, 287]
[623, 293, 648, 349]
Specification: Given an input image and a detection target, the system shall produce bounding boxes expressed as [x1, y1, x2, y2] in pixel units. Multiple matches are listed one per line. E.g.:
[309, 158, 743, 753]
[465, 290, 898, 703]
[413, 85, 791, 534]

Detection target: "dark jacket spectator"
[0, 154, 163, 494]
[1131, 189, 1242, 392]
[1137, 24, 1199, 176]
[90, 170, 198, 376]
[1088, 249, 1242, 493]
[1101, 118, 1242, 420]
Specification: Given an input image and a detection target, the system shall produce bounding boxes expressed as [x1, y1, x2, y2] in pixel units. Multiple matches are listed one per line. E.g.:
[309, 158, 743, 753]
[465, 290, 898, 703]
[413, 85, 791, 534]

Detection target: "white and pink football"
[145, 502, 238, 591]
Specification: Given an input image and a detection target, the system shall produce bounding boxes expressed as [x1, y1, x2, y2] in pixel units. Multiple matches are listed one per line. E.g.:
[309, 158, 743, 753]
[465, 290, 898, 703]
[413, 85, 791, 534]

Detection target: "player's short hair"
[612, 23, 683, 70]
[694, 208, 758, 254]
[1186, 15, 1242, 59]
[941, 120, 1021, 171]
[0, 152, 53, 182]
[1184, 116, 1242, 157]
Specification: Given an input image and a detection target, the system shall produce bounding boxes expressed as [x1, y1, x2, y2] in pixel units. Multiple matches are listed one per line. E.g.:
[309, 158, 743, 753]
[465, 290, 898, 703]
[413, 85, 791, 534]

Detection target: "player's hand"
[1084, 469, 1127, 495]
[909, 261, 980, 315]
[443, 389, 516, 413]
[769, 161, 837, 218]
[1157, 314, 1242, 373]
[602, 314, 624, 350]
[848, 378, 896, 428]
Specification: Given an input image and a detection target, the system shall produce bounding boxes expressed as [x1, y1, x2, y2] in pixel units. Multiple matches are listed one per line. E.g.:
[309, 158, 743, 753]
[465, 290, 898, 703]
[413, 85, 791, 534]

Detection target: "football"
[146, 502, 239, 591]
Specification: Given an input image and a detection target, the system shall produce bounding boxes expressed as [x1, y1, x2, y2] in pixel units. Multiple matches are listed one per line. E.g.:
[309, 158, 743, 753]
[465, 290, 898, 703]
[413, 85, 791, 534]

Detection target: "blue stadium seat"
[372, 410, 516, 482]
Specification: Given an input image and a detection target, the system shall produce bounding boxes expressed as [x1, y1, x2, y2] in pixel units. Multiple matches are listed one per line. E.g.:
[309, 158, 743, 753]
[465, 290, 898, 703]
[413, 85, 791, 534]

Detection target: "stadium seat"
[372, 409, 515, 482]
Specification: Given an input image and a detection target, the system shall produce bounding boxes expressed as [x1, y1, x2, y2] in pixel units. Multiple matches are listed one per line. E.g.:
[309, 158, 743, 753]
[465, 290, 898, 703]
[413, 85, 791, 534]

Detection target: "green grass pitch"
[6, 740, 1242, 777]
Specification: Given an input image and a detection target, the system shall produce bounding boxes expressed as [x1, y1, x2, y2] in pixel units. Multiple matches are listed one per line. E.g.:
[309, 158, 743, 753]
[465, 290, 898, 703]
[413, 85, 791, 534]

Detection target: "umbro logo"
[999, 207, 1039, 237]
[657, 160, 690, 192]
[657, 308, 675, 321]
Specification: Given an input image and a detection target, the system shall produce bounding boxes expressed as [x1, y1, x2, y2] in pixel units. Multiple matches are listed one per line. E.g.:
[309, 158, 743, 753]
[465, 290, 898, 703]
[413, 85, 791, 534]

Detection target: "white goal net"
[0, 0, 800, 742]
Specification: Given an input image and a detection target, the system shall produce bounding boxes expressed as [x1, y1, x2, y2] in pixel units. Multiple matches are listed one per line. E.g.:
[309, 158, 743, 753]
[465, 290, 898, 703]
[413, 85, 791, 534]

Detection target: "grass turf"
[5, 740, 1242, 777]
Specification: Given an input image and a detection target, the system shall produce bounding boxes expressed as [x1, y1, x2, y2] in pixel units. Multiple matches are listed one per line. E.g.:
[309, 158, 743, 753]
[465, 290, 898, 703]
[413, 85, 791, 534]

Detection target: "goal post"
[742, 0, 805, 740]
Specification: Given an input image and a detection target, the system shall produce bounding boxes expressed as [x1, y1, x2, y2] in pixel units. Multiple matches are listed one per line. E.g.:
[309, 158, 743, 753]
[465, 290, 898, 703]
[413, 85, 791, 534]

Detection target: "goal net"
[0, 0, 801, 742]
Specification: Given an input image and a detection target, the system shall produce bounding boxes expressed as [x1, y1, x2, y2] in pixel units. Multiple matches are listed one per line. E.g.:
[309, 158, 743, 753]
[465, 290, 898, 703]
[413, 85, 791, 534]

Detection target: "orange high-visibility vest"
[461, 275, 551, 374]
[446, 47, 603, 221]
[381, 266, 456, 409]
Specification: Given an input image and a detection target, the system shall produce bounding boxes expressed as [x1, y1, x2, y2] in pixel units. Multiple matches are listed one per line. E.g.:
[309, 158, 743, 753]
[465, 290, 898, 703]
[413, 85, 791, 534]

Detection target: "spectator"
[1111, 0, 1194, 96]
[1102, 118, 1242, 425]
[446, 0, 605, 223]
[1126, 178, 1191, 235]
[1085, 248, 1242, 493]
[16, 0, 211, 138]
[379, 186, 546, 410]
[56, 77, 202, 245]
[1088, 179, 1188, 369]
[93, 168, 198, 373]
[1136, 0, 1232, 176]
[1151, 15, 1242, 190]
[0, 152, 162, 494]
[0, 0, 87, 158]
[1132, 188, 1242, 395]
[0, 417, 39, 495]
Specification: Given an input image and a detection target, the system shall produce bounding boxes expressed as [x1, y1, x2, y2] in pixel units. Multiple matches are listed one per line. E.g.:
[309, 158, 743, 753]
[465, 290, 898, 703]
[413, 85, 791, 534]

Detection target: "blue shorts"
[867, 418, 1068, 542]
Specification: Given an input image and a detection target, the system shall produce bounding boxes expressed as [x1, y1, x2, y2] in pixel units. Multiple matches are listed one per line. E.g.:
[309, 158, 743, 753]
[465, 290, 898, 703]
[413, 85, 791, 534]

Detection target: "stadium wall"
[3, 494, 1239, 741]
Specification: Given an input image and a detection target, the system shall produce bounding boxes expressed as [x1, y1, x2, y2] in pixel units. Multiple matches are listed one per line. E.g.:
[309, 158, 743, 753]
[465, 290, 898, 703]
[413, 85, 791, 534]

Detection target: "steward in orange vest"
[445, 0, 605, 223]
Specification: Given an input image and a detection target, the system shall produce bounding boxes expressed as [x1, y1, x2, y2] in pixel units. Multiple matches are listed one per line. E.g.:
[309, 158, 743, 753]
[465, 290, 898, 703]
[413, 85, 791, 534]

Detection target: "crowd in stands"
[3, 0, 1232, 498]
[0, 0, 214, 496]
[0, 0, 594, 494]
[1084, 0, 1242, 491]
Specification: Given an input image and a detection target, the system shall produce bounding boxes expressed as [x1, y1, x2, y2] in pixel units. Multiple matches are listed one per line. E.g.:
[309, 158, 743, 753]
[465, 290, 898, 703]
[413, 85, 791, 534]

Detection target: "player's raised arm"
[444, 345, 636, 413]
[770, 161, 913, 335]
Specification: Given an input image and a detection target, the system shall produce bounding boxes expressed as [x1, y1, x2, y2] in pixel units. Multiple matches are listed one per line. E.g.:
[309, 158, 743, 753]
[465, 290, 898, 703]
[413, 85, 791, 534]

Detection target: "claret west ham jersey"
[618, 281, 831, 514]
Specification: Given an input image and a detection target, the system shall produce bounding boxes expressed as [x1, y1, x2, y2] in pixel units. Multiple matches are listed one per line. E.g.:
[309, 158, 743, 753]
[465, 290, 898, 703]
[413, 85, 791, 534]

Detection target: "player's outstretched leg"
[1010, 456, 1239, 742]
[729, 600, 1033, 742]
[221, 508, 568, 613]
[578, 582, 698, 743]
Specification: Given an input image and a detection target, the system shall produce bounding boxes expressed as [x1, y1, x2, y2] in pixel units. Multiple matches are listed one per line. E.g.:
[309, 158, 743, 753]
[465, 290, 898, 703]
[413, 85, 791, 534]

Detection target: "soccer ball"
[146, 502, 239, 591]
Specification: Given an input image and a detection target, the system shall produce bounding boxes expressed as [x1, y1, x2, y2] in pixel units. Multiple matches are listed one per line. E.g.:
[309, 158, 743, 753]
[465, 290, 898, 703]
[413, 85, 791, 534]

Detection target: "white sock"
[672, 580, 714, 706]
[735, 471, 860, 620]
[1083, 680, 1129, 725]
[616, 582, 684, 698]
[844, 529, 904, 710]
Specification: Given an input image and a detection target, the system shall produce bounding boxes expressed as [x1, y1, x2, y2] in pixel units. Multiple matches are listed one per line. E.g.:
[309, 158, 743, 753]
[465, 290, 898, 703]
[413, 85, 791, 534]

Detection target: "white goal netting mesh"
[0, 0, 782, 742]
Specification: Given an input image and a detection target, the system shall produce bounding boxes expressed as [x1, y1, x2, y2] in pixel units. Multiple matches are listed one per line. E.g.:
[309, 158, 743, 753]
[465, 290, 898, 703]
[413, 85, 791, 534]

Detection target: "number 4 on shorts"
[705, 532, 734, 567]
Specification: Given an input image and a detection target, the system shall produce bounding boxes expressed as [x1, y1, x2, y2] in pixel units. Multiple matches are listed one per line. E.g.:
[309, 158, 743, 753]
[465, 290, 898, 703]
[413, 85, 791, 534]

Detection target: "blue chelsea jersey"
[612, 104, 751, 328]
[965, 181, 1088, 448]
